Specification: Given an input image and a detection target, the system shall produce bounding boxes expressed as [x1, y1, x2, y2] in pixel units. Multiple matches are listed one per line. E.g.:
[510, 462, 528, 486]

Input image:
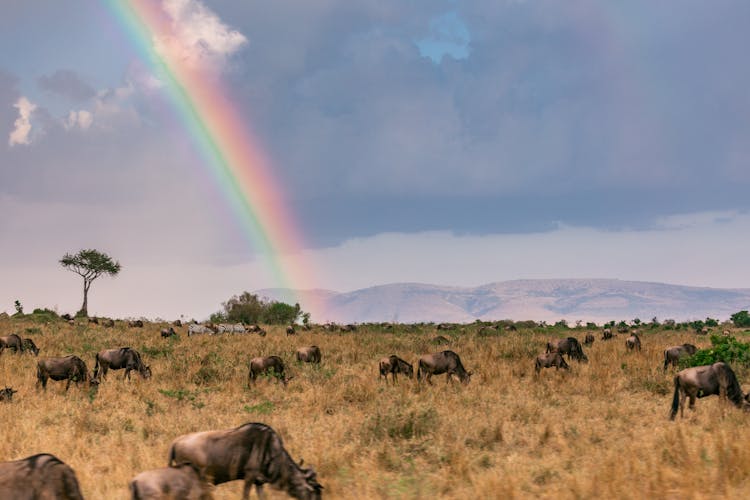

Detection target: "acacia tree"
[60, 249, 121, 317]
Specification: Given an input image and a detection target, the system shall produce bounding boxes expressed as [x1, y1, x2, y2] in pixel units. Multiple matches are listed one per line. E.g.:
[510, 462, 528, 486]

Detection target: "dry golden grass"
[2, 317, 750, 499]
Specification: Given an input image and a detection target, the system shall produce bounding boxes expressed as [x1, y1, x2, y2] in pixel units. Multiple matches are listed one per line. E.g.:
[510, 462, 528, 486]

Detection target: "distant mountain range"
[256, 279, 750, 324]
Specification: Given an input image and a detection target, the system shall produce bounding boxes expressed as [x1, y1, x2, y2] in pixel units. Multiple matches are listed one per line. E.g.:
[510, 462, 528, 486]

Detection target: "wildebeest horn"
[299, 458, 304, 466]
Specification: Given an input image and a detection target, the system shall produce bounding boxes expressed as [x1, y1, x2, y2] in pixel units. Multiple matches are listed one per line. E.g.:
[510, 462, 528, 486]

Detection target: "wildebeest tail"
[670, 375, 680, 420]
[129, 479, 142, 500]
[168, 443, 177, 467]
[417, 361, 423, 381]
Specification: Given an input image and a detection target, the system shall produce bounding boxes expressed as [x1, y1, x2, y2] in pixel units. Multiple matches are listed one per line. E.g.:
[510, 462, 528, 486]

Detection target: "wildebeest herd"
[1, 319, 749, 499]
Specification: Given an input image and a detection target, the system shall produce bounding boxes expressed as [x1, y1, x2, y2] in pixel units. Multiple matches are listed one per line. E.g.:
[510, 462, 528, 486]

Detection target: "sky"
[2, 0, 750, 320]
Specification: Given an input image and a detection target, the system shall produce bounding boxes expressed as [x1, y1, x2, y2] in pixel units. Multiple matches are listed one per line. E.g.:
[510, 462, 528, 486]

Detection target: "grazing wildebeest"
[417, 351, 472, 384]
[546, 337, 588, 363]
[296, 346, 322, 364]
[129, 463, 213, 500]
[129, 319, 144, 328]
[173, 319, 183, 327]
[625, 333, 642, 352]
[101, 318, 115, 328]
[663, 344, 698, 371]
[248, 356, 289, 385]
[0, 387, 17, 402]
[36, 356, 93, 391]
[535, 352, 570, 374]
[670, 362, 749, 420]
[168, 422, 322, 500]
[0, 333, 24, 353]
[94, 347, 152, 381]
[0, 453, 84, 500]
[601, 328, 613, 340]
[583, 333, 595, 346]
[286, 325, 296, 336]
[379, 355, 414, 383]
[22, 338, 40, 356]
[161, 327, 177, 338]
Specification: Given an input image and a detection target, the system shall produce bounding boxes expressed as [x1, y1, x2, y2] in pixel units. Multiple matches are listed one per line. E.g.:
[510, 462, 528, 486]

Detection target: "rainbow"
[105, 1, 319, 317]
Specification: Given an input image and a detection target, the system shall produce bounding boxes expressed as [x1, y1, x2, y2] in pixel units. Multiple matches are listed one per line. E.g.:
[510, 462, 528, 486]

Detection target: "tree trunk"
[79, 280, 90, 317]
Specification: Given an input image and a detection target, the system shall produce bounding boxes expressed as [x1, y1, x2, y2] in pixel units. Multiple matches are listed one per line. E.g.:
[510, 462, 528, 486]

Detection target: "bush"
[731, 310, 750, 328]
[681, 335, 750, 368]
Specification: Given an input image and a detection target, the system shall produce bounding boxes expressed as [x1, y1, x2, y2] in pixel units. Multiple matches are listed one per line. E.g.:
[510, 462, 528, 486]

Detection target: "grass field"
[2, 316, 750, 499]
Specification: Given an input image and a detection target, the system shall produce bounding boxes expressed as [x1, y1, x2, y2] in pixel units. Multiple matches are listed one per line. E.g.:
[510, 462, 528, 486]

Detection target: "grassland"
[2, 316, 750, 499]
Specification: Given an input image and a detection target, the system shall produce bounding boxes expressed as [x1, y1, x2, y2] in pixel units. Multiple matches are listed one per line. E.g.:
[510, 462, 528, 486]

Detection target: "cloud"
[37, 70, 96, 102]
[64, 110, 93, 130]
[8, 96, 36, 146]
[154, 0, 248, 71]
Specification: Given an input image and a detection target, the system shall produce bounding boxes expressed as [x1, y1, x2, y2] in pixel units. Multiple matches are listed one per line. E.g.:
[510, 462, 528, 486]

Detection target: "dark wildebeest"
[670, 362, 749, 420]
[161, 327, 178, 338]
[22, 338, 40, 356]
[286, 325, 296, 336]
[0, 333, 24, 353]
[535, 352, 570, 374]
[100, 318, 114, 328]
[378, 355, 414, 383]
[601, 328, 613, 340]
[129, 463, 213, 500]
[129, 319, 144, 328]
[168, 422, 322, 500]
[36, 356, 94, 391]
[248, 356, 289, 385]
[296, 346, 321, 364]
[173, 319, 183, 327]
[88, 317, 99, 325]
[417, 350, 472, 384]
[625, 333, 642, 352]
[583, 333, 595, 346]
[546, 337, 588, 363]
[94, 347, 152, 381]
[340, 324, 357, 332]
[0, 453, 84, 500]
[61, 313, 73, 321]
[0, 387, 17, 402]
[663, 344, 698, 371]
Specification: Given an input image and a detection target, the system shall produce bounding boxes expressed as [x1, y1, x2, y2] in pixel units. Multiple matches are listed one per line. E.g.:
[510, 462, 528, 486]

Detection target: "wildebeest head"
[289, 459, 323, 500]
[22, 338, 40, 356]
[0, 387, 17, 401]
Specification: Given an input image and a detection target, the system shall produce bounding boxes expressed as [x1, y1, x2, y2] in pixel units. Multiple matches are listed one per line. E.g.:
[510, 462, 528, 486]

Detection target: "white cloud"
[8, 96, 36, 146]
[154, 0, 248, 71]
[64, 110, 93, 130]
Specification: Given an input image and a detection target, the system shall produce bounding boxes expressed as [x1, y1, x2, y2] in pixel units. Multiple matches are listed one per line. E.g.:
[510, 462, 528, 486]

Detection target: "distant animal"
[173, 319, 183, 327]
[431, 335, 451, 345]
[417, 350, 472, 384]
[663, 344, 699, 371]
[88, 317, 99, 325]
[217, 323, 248, 334]
[546, 337, 588, 363]
[0, 333, 24, 353]
[0, 453, 84, 500]
[296, 346, 321, 364]
[94, 347, 152, 381]
[583, 333, 595, 346]
[188, 324, 217, 336]
[248, 324, 267, 337]
[128, 319, 144, 328]
[535, 352, 570, 374]
[0, 387, 17, 402]
[61, 313, 73, 321]
[286, 325, 296, 336]
[161, 327, 177, 338]
[670, 362, 749, 420]
[436, 323, 455, 331]
[36, 356, 94, 391]
[625, 333, 642, 352]
[21, 338, 40, 356]
[324, 323, 337, 332]
[248, 356, 289, 385]
[168, 422, 322, 500]
[601, 328, 613, 340]
[129, 463, 213, 500]
[340, 324, 357, 332]
[379, 355, 414, 383]
[101, 318, 115, 328]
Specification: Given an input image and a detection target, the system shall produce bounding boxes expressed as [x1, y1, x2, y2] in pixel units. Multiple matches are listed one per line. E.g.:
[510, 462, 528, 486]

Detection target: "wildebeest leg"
[427, 373, 433, 385]
[679, 390, 688, 418]
[124, 367, 132, 381]
[65, 376, 72, 391]
[253, 483, 265, 500]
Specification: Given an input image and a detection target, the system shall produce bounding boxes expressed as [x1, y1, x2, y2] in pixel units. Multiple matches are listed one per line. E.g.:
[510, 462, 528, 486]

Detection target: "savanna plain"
[2, 316, 750, 499]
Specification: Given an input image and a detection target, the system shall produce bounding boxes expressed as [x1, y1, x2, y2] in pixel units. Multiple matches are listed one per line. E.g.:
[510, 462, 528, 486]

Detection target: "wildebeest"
[286, 325, 296, 336]
[173, 319, 183, 327]
[583, 333, 595, 346]
[161, 327, 178, 338]
[36, 356, 94, 391]
[88, 317, 99, 325]
[625, 333, 642, 352]
[129, 463, 213, 500]
[94, 347, 152, 381]
[296, 346, 321, 364]
[129, 319, 144, 328]
[601, 328, 613, 340]
[417, 350, 472, 384]
[61, 313, 73, 321]
[546, 337, 588, 363]
[101, 318, 115, 328]
[0, 387, 17, 402]
[188, 324, 217, 336]
[248, 325, 267, 337]
[248, 356, 289, 385]
[0, 453, 84, 500]
[168, 422, 322, 500]
[379, 355, 414, 383]
[663, 344, 698, 371]
[670, 362, 749, 420]
[340, 324, 357, 332]
[535, 352, 570, 374]
[436, 323, 456, 330]
[0, 333, 24, 353]
[22, 338, 40, 356]
[431, 335, 451, 345]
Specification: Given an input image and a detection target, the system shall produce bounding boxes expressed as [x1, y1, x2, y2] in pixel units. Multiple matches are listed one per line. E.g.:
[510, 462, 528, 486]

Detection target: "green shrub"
[681, 335, 750, 368]
[731, 311, 750, 328]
